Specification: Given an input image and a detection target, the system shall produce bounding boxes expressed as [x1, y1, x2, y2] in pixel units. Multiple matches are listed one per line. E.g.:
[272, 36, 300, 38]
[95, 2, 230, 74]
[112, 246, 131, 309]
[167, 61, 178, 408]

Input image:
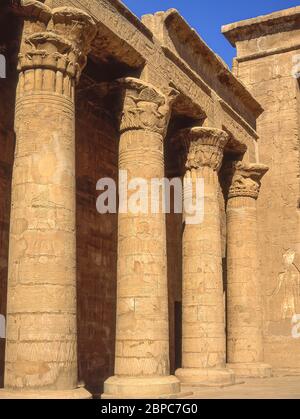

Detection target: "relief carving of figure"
[270, 250, 300, 320]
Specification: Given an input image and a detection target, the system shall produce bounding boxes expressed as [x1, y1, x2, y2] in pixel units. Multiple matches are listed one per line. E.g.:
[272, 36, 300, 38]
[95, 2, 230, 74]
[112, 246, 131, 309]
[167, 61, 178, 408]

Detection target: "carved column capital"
[18, 32, 80, 79]
[111, 77, 178, 136]
[175, 127, 228, 172]
[228, 162, 269, 199]
[13, 2, 97, 55]
[13, 0, 52, 19]
[13, 0, 52, 29]
[12, 1, 52, 56]
[51, 7, 97, 59]
[17, 7, 96, 90]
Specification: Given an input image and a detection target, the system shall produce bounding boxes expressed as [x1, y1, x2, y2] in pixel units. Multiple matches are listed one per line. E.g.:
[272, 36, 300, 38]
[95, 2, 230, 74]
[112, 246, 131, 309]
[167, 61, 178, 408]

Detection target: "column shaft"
[6, 82, 77, 391]
[226, 162, 272, 378]
[227, 197, 262, 362]
[116, 129, 169, 376]
[1, 5, 96, 398]
[175, 127, 235, 386]
[182, 168, 225, 369]
[103, 78, 182, 399]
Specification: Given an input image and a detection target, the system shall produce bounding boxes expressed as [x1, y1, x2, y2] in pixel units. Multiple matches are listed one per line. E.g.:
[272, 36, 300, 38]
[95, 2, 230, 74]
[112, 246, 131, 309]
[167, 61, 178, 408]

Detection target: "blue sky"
[122, 0, 300, 66]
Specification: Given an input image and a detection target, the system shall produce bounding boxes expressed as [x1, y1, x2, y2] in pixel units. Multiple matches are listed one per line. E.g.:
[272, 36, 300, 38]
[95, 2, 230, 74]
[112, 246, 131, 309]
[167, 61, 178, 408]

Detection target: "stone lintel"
[222, 6, 300, 47]
[50, 1, 262, 134]
[142, 8, 263, 120]
[48, 0, 148, 69]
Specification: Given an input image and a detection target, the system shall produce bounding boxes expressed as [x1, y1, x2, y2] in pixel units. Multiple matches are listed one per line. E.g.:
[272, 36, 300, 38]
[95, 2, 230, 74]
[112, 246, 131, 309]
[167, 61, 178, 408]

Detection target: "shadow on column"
[165, 113, 203, 374]
[219, 137, 246, 362]
[75, 87, 118, 396]
[0, 7, 21, 388]
[75, 57, 143, 396]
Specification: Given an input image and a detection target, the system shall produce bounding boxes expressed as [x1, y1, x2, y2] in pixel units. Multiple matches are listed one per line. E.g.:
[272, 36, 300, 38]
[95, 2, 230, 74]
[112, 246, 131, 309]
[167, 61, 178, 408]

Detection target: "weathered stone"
[0, 0, 299, 400]
[226, 162, 272, 378]
[0, 2, 96, 398]
[173, 127, 235, 387]
[223, 6, 300, 376]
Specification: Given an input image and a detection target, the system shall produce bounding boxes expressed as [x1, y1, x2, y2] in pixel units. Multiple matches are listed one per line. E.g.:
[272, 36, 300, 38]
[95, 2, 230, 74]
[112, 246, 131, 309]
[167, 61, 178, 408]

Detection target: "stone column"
[0, 5, 96, 399]
[102, 78, 182, 399]
[226, 162, 272, 378]
[175, 127, 235, 387]
[13, 1, 52, 52]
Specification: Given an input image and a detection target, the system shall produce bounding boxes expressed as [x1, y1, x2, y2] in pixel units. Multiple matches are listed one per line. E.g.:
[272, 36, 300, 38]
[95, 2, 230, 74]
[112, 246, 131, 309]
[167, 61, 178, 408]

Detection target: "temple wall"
[1, 0, 289, 398]
[75, 96, 118, 394]
[234, 42, 300, 371]
[74, 83, 185, 393]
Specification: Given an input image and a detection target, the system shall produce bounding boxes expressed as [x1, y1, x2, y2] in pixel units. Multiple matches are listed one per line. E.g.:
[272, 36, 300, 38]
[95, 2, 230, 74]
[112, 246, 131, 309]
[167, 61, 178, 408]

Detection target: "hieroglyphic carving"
[103, 77, 182, 398]
[173, 126, 234, 386]
[270, 250, 300, 320]
[226, 159, 272, 377]
[2, 4, 97, 398]
[50, 0, 258, 157]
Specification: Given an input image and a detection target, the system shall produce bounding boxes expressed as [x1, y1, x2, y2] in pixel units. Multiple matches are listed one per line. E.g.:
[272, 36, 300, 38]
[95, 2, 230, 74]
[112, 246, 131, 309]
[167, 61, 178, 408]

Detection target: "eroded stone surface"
[0, 1, 299, 399]
[223, 6, 300, 374]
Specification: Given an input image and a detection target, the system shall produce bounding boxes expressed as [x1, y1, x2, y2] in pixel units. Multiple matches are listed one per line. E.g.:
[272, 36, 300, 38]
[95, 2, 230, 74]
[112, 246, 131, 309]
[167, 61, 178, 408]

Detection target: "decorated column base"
[0, 387, 91, 399]
[175, 367, 235, 388]
[101, 376, 190, 399]
[226, 363, 272, 378]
